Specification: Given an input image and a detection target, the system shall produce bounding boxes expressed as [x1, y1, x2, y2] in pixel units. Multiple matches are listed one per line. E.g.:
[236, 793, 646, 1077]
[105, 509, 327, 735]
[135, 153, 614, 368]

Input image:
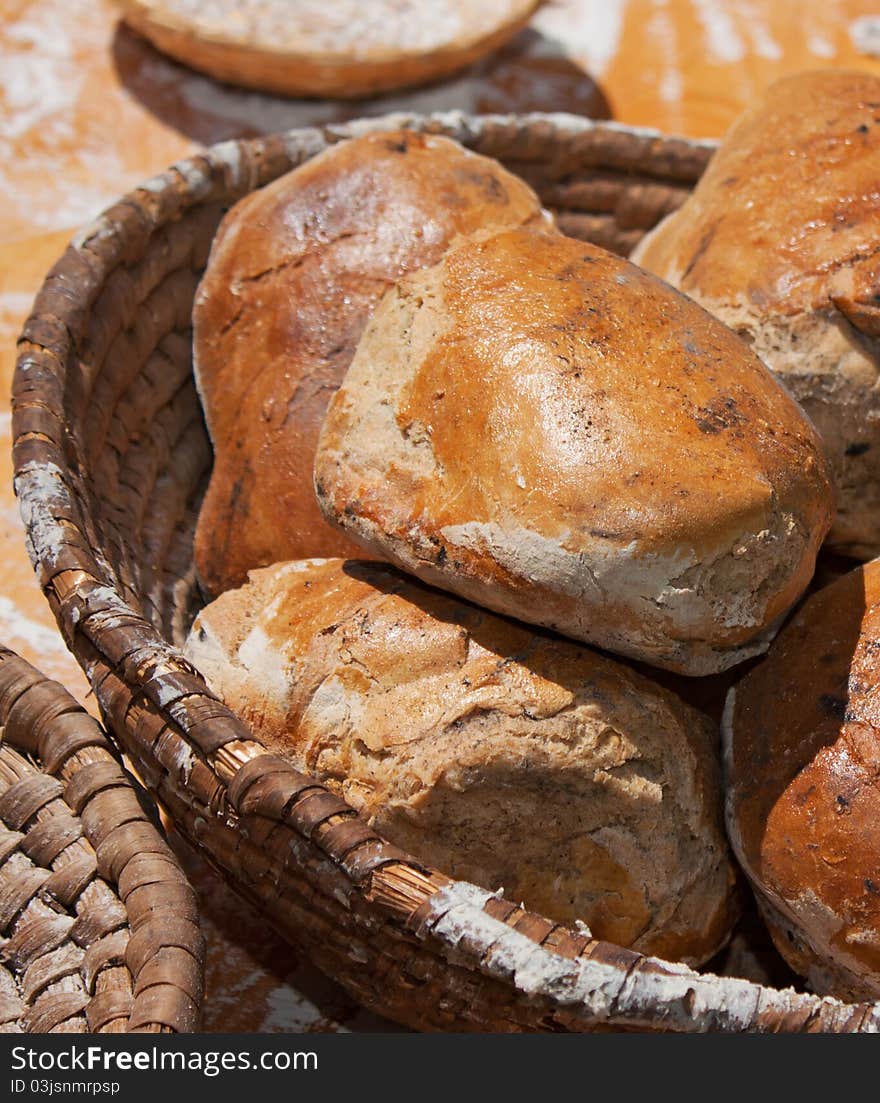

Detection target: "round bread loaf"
[725, 559, 880, 1000]
[314, 225, 835, 675]
[184, 558, 739, 965]
[192, 129, 548, 597]
[116, 0, 541, 99]
[631, 70, 880, 559]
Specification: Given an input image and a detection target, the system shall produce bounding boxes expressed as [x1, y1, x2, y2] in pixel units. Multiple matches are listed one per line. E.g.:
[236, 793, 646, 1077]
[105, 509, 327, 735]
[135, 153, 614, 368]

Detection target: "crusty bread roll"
[725, 559, 880, 999]
[314, 226, 835, 675]
[184, 558, 739, 964]
[632, 70, 880, 559]
[116, 0, 541, 99]
[192, 130, 547, 597]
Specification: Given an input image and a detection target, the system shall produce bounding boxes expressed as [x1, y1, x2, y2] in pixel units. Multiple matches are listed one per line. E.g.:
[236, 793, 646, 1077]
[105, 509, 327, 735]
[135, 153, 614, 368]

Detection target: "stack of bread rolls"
[632, 69, 880, 999]
[187, 558, 737, 963]
[185, 69, 880, 999]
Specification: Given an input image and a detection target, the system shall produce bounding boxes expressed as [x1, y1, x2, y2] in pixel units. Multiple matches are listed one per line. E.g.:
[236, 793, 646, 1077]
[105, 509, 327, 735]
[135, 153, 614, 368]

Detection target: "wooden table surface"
[2, 0, 878, 1033]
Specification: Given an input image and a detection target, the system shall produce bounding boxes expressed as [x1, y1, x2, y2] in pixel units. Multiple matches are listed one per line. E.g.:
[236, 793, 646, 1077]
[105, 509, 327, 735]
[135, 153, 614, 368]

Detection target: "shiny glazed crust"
[192, 130, 546, 597]
[315, 225, 835, 674]
[725, 559, 880, 999]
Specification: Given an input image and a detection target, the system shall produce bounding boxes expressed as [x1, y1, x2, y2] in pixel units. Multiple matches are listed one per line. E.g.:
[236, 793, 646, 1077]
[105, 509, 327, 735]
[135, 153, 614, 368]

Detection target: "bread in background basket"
[115, 0, 541, 98]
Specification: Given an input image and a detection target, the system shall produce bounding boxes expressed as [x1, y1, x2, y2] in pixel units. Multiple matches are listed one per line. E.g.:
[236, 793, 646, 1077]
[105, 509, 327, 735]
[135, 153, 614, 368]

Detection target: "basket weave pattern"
[12, 112, 880, 1032]
[0, 647, 202, 1032]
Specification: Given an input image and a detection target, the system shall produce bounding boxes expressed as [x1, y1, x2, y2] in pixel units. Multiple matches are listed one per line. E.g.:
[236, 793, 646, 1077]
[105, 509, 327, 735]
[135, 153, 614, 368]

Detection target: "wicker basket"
[12, 111, 880, 1033]
[0, 647, 203, 1032]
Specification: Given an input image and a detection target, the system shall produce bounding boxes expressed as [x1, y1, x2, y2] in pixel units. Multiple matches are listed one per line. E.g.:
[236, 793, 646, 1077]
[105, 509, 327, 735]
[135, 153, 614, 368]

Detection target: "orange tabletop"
[1, 0, 879, 1033]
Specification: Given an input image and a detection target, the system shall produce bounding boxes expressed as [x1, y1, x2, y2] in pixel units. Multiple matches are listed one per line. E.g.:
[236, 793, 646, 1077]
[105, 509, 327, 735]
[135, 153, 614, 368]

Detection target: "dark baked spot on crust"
[681, 223, 718, 282]
[454, 168, 509, 205]
[384, 136, 411, 153]
[793, 784, 816, 806]
[693, 396, 745, 435]
[589, 528, 631, 540]
[845, 441, 871, 457]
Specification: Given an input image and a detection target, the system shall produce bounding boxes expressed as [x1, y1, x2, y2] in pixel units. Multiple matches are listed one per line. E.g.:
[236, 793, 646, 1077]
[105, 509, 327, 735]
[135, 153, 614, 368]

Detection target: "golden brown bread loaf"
[184, 558, 739, 965]
[192, 130, 547, 597]
[116, 0, 541, 99]
[631, 70, 880, 559]
[725, 559, 880, 999]
[314, 225, 835, 675]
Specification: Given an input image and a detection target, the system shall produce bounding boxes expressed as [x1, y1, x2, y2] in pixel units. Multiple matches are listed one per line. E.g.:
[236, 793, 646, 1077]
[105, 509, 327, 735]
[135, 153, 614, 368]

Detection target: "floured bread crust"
[314, 226, 834, 675]
[117, 0, 541, 99]
[632, 69, 880, 558]
[725, 559, 880, 1000]
[184, 558, 739, 965]
[192, 130, 547, 597]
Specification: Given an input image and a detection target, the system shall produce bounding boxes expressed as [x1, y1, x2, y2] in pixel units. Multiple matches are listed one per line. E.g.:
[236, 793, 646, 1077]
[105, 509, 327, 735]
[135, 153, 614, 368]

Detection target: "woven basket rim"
[0, 646, 203, 1032]
[11, 110, 879, 1033]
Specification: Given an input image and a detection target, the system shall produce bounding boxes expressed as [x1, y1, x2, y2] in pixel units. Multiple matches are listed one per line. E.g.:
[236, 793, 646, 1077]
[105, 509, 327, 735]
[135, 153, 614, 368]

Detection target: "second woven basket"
[0, 647, 203, 1032]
